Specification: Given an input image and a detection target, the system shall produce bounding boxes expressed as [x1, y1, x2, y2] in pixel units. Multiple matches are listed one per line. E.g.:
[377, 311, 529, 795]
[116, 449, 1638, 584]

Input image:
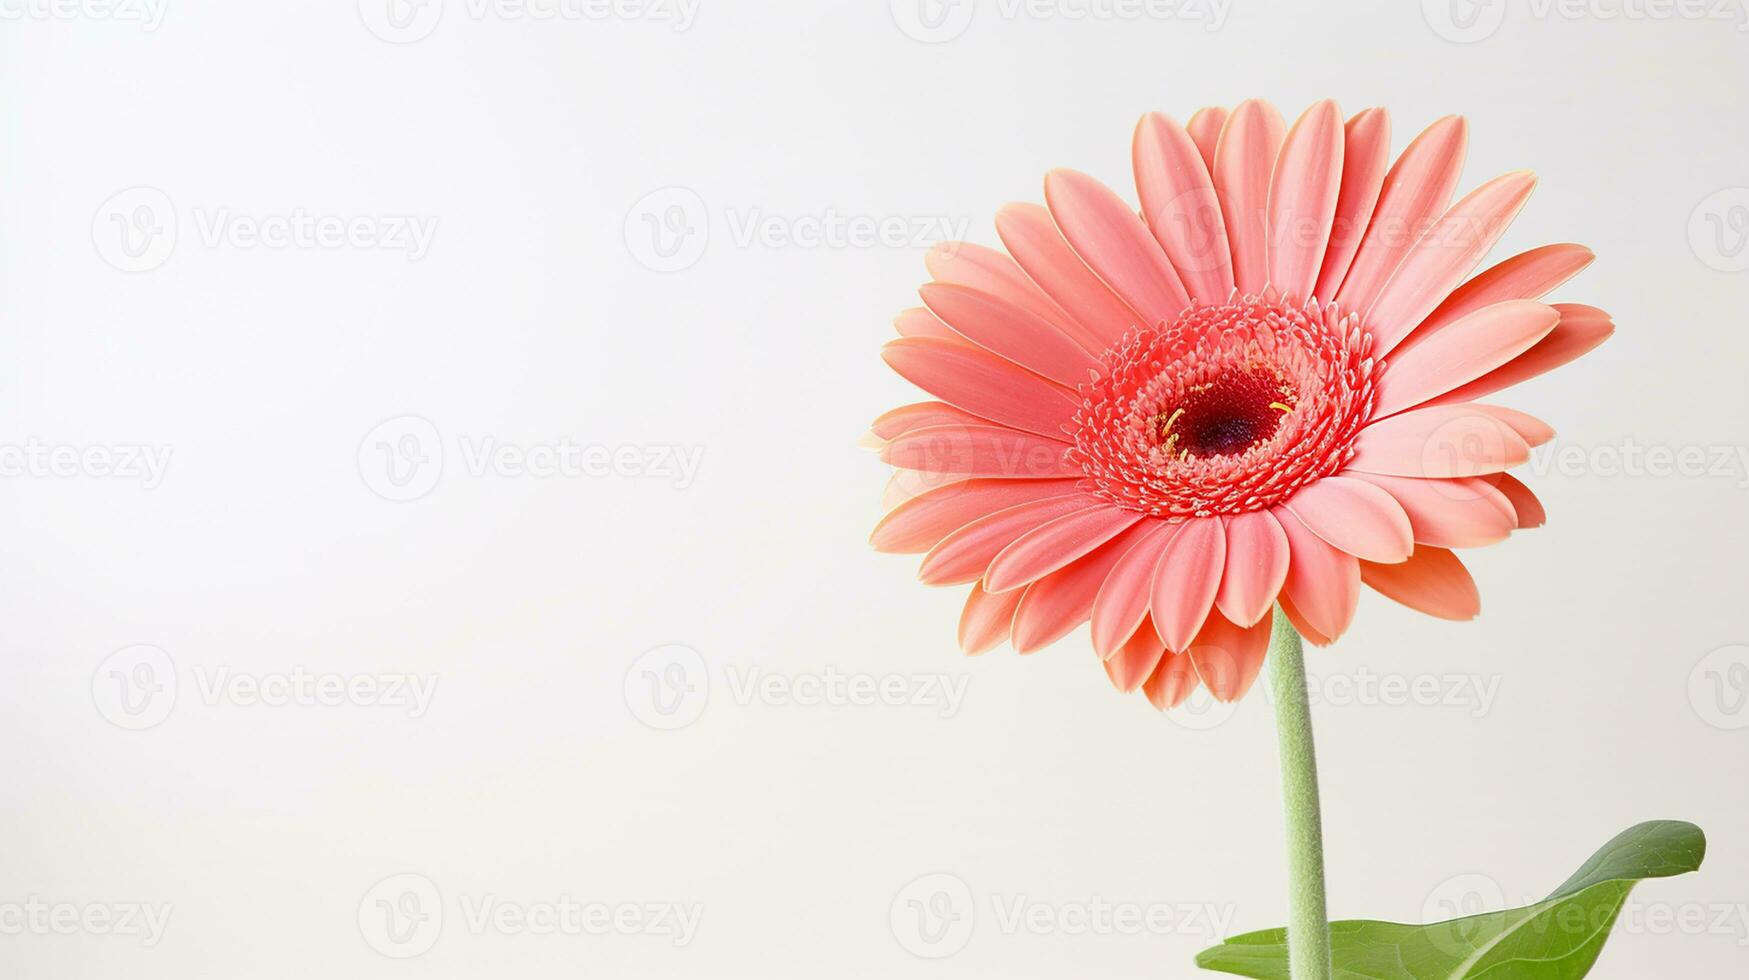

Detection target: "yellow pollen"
[1269, 402, 1293, 413]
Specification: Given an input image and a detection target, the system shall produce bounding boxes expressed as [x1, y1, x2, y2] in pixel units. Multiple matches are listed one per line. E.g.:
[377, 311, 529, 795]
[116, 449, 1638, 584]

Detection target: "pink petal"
[1348, 404, 1532, 478]
[1105, 617, 1168, 693]
[1334, 115, 1468, 315]
[1011, 520, 1163, 653]
[1489, 472, 1546, 528]
[923, 241, 1085, 348]
[880, 424, 1080, 480]
[1133, 112, 1234, 303]
[1212, 99, 1286, 295]
[1277, 591, 1334, 647]
[1147, 516, 1227, 651]
[1473, 404, 1554, 447]
[871, 479, 1083, 554]
[1267, 99, 1345, 303]
[995, 202, 1140, 352]
[1045, 169, 1191, 328]
[959, 582, 1025, 655]
[1216, 510, 1291, 627]
[1360, 546, 1481, 621]
[920, 494, 1099, 586]
[882, 336, 1080, 440]
[1398, 243, 1594, 346]
[1185, 106, 1227, 173]
[1283, 475, 1414, 563]
[1273, 506, 1361, 642]
[1365, 170, 1539, 354]
[894, 306, 961, 342]
[984, 504, 1146, 594]
[1372, 300, 1560, 418]
[1187, 612, 1272, 702]
[919, 282, 1101, 387]
[869, 401, 990, 441]
[1090, 521, 1179, 658]
[1142, 649, 1200, 709]
[1424, 303, 1614, 407]
[1347, 472, 1517, 549]
[1314, 108, 1392, 302]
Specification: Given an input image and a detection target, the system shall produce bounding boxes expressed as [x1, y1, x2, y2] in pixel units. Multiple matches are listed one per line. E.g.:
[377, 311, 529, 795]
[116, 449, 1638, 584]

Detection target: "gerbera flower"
[869, 99, 1612, 709]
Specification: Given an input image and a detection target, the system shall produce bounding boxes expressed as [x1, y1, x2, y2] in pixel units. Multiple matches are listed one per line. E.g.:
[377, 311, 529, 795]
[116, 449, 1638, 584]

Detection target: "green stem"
[1266, 607, 1332, 980]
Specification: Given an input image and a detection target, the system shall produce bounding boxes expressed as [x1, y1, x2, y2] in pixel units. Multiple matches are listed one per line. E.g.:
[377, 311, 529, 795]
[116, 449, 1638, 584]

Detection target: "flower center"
[1067, 293, 1381, 519]
[1156, 369, 1295, 460]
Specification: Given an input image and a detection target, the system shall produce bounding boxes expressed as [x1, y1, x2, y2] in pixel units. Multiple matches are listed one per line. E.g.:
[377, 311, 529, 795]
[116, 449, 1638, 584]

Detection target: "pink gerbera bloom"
[869, 99, 1613, 709]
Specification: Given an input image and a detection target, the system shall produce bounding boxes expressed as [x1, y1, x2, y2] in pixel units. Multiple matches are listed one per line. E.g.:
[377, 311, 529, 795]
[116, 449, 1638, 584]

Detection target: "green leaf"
[1195, 820, 1705, 979]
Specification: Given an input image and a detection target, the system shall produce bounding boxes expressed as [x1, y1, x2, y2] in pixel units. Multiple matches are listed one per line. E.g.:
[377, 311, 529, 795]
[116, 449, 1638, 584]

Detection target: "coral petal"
[1403, 243, 1594, 344]
[894, 307, 961, 342]
[924, 241, 1084, 346]
[1045, 169, 1192, 327]
[1143, 649, 1199, 709]
[984, 505, 1146, 594]
[1426, 303, 1614, 407]
[1349, 404, 1533, 478]
[959, 582, 1026, 655]
[919, 494, 1097, 584]
[1216, 510, 1291, 627]
[1267, 99, 1345, 302]
[870, 401, 991, 442]
[1212, 99, 1286, 294]
[1335, 114, 1468, 314]
[1314, 108, 1392, 301]
[1133, 112, 1234, 302]
[1347, 472, 1516, 548]
[882, 336, 1080, 439]
[1185, 106, 1228, 173]
[1276, 592, 1334, 646]
[872, 479, 1083, 554]
[1360, 546, 1481, 620]
[1272, 507, 1361, 642]
[1366, 170, 1539, 354]
[1372, 300, 1561, 418]
[1187, 612, 1272, 702]
[1012, 521, 1162, 653]
[995, 202, 1140, 351]
[1147, 517, 1227, 651]
[1489, 472, 1546, 528]
[1105, 618, 1168, 692]
[1090, 522, 1179, 658]
[1282, 476, 1415, 563]
[919, 282, 1101, 387]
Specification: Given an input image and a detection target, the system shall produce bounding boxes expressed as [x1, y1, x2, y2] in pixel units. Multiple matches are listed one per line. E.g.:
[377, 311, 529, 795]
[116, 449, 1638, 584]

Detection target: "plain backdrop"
[2, 0, 1747, 976]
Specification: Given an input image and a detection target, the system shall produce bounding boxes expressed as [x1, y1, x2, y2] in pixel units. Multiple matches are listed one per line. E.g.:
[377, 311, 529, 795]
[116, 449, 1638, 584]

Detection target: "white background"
[2, 0, 1747, 976]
